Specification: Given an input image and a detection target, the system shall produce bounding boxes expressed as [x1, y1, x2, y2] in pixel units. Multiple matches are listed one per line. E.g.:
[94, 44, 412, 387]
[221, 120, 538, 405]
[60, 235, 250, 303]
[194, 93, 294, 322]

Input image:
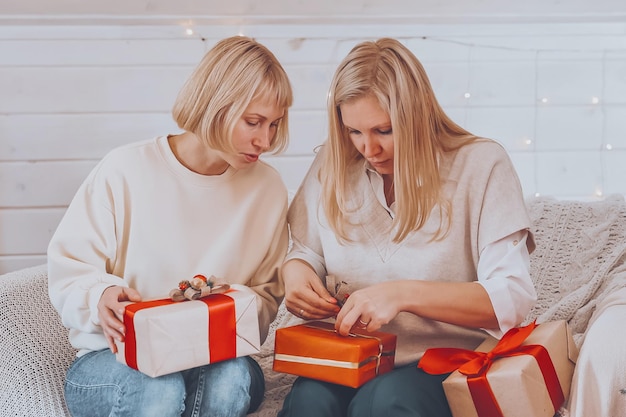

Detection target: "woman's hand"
[281, 259, 340, 320]
[97, 285, 142, 353]
[334, 281, 402, 335]
[335, 280, 499, 335]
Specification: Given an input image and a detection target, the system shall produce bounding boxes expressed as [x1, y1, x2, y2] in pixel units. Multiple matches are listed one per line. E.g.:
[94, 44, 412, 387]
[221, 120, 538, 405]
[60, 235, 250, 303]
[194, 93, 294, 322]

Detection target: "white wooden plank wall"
[1, 22, 625, 274]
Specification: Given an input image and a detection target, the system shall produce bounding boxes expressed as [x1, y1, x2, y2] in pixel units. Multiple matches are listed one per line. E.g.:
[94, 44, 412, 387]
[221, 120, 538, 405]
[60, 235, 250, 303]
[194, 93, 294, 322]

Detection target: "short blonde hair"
[322, 38, 477, 242]
[172, 36, 293, 154]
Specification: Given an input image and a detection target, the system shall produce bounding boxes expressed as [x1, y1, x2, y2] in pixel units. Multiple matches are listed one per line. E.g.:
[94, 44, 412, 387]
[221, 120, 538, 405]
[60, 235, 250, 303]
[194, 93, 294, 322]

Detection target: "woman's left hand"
[334, 281, 401, 335]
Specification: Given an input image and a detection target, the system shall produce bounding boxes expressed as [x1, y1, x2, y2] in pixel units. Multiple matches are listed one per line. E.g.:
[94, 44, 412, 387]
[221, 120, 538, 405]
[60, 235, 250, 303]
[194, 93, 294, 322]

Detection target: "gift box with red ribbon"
[114, 284, 260, 377]
[418, 320, 578, 417]
[273, 321, 396, 388]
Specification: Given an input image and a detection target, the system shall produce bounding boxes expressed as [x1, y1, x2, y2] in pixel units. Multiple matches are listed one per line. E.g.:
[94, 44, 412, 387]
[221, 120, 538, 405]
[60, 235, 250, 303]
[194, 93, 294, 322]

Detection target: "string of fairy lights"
[181, 24, 623, 199]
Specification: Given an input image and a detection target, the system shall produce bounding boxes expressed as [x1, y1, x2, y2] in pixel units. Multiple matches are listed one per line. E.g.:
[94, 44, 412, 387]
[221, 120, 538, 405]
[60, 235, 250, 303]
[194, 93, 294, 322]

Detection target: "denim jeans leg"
[348, 362, 453, 417]
[182, 356, 265, 417]
[277, 377, 356, 417]
[64, 349, 186, 417]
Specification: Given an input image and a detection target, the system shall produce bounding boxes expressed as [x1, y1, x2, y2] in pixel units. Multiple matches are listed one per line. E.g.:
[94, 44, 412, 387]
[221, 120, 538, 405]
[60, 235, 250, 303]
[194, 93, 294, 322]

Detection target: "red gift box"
[419, 320, 578, 417]
[273, 321, 396, 388]
[115, 285, 260, 377]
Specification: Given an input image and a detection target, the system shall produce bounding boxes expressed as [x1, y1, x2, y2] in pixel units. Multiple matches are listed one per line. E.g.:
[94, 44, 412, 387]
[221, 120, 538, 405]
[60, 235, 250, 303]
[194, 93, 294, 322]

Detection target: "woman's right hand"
[281, 259, 340, 320]
[97, 285, 142, 354]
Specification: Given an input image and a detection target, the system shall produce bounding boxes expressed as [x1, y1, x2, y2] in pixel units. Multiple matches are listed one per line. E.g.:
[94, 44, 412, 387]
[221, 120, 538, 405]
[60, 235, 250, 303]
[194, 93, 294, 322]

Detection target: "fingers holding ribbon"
[336, 301, 373, 335]
[335, 282, 400, 335]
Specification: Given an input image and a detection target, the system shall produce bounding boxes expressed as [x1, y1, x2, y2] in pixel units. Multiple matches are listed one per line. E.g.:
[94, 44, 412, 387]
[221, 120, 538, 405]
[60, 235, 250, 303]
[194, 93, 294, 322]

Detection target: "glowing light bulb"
[541, 97, 548, 104]
[185, 28, 194, 36]
[606, 144, 613, 150]
[464, 92, 471, 99]
[591, 97, 600, 104]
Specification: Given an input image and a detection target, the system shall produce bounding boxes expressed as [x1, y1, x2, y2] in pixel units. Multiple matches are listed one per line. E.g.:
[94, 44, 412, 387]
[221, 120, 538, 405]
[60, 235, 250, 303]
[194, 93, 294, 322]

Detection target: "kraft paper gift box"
[419, 320, 578, 417]
[115, 284, 260, 377]
[273, 320, 396, 388]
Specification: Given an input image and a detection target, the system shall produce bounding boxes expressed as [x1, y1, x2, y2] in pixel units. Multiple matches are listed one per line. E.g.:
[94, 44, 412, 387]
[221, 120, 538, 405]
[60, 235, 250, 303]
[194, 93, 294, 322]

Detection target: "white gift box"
[115, 284, 260, 377]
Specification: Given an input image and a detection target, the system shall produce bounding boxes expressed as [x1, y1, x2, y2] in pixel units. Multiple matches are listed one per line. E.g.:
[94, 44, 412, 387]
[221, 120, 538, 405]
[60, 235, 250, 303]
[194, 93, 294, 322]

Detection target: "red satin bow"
[418, 321, 564, 417]
[418, 321, 538, 377]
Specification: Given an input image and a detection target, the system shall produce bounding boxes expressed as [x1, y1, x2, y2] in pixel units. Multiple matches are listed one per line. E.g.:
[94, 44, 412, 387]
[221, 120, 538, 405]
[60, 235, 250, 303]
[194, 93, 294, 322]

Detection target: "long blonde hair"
[322, 38, 477, 242]
[172, 36, 293, 154]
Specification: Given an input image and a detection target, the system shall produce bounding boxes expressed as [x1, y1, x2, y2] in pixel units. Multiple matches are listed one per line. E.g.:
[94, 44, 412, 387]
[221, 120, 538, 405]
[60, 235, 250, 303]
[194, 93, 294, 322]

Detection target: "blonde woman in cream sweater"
[47, 36, 292, 417]
[278, 38, 536, 417]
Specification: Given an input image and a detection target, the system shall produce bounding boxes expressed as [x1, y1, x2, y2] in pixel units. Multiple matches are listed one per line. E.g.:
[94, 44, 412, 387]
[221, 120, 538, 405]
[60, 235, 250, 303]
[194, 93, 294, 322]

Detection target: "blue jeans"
[65, 349, 264, 417]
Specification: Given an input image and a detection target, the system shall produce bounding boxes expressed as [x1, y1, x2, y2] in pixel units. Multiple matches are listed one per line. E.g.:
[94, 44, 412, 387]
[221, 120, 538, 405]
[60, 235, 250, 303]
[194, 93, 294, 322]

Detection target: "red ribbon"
[206, 294, 237, 363]
[123, 293, 237, 372]
[418, 321, 564, 417]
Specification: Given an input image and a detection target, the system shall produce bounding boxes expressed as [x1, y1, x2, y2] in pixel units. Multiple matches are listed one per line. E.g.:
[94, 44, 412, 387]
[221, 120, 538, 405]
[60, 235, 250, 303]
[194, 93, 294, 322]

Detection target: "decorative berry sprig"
[169, 274, 230, 302]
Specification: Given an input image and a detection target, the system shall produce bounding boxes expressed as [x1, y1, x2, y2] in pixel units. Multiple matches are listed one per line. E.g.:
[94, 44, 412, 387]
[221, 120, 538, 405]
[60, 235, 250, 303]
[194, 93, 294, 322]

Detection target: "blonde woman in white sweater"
[47, 36, 292, 417]
[278, 38, 536, 417]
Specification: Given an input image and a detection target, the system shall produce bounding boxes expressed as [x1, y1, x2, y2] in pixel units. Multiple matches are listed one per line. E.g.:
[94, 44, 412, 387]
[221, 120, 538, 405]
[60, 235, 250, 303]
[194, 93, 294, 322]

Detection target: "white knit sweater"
[47, 136, 289, 355]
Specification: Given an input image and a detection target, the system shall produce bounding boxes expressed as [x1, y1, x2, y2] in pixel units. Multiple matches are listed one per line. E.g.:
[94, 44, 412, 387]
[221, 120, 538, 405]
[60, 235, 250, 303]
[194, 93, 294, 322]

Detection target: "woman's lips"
[244, 153, 259, 163]
[369, 159, 389, 167]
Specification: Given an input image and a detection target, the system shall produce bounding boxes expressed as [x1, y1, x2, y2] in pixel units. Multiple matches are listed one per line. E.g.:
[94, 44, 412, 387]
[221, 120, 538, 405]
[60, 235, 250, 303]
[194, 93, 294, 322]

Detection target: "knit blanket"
[523, 194, 626, 347]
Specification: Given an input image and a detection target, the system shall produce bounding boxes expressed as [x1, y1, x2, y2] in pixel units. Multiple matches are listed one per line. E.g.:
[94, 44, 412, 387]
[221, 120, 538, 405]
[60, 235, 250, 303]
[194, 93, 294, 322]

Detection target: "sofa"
[2, 196, 626, 417]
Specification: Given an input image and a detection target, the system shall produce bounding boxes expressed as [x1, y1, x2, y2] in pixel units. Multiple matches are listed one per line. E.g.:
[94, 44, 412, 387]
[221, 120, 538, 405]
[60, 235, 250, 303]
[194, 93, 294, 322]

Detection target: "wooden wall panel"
[0, 161, 97, 207]
[0, 67, 191, 113]
[263, 155, 317, 192]
[0, 208, 65, 255]
[1, 23, 625, 275]
[0, 255, 47, 273]
[0, 38, 206, 66]
[1, 113, 179, 160]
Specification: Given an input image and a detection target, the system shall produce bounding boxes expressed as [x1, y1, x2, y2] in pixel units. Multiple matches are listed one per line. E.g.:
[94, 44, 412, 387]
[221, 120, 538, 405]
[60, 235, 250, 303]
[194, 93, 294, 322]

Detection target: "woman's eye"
[378, 128, 392, 135]
[247, 120, 260, 127]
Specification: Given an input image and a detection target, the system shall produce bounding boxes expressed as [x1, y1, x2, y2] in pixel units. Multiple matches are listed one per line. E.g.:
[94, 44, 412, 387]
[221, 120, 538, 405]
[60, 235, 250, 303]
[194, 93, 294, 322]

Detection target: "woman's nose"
[254, 128, 272, 151]
[362, 135, 381, 157]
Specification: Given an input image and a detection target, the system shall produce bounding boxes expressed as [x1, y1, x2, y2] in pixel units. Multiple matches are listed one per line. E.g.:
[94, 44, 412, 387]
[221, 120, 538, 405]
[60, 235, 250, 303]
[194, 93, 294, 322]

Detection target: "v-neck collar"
[355, 162, 406, 262]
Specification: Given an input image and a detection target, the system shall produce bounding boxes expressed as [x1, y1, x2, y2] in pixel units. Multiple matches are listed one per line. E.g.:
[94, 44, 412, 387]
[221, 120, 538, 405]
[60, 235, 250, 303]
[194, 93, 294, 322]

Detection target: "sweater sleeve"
[474, 142, 535, 255]
[465, 141, 537, 334]
[47, 162, 126, 344]
[285, 150, 328, 280]
[248, 193, 290, 344]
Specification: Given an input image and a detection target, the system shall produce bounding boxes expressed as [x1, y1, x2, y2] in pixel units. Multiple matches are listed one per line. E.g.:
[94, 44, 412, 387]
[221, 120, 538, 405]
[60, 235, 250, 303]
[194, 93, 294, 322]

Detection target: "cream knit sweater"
[48, 136, 288, 356]
[287, 140, 534, 365]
